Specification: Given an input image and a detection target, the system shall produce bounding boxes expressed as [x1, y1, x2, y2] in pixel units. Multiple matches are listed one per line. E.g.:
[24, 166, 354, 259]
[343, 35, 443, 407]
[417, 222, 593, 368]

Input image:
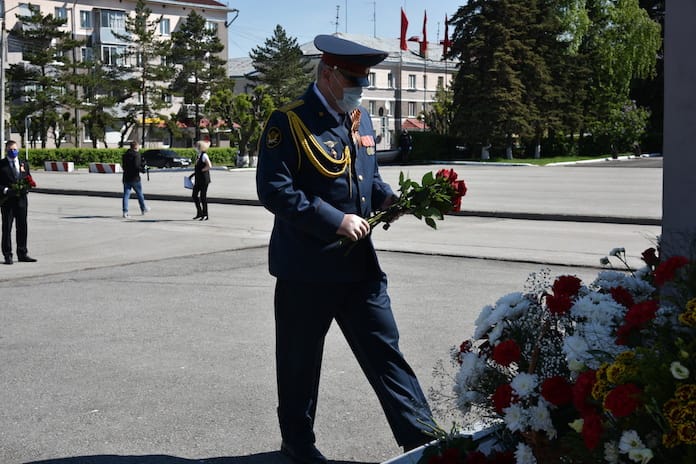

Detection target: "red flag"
[400, 8, 409, 51]
[420, 10, 428, 57]
[442, 14, 452, 57]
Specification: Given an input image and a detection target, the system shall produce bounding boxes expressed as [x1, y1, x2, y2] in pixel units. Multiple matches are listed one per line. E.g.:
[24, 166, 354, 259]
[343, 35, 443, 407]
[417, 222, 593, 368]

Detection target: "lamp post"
[0, 0, 20, 157]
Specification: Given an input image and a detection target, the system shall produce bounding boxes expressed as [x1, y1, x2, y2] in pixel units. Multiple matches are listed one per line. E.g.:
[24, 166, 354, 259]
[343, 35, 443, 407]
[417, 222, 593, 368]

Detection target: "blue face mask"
[7, 148, 18, 159]
[330, 70, 363, 113]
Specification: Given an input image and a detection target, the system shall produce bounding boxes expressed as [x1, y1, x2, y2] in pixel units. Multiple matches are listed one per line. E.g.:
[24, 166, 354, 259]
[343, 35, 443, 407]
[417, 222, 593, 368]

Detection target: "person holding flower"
[256, 34, 436, 464]
[0, 140, 37, 264]
[188, 140, 212, 220]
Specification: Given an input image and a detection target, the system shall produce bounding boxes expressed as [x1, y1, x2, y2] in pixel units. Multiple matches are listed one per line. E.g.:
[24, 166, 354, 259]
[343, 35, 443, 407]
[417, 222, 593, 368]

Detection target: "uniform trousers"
[274, 273, 434, 448]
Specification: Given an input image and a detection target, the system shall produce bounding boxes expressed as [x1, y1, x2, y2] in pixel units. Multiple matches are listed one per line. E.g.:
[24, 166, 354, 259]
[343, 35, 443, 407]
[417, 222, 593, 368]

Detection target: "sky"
[224, 0, 466, 58]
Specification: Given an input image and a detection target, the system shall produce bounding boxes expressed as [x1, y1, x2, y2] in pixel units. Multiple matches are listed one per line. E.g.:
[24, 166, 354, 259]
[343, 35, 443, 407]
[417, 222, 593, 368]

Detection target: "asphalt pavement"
[0, 157, 663, 464]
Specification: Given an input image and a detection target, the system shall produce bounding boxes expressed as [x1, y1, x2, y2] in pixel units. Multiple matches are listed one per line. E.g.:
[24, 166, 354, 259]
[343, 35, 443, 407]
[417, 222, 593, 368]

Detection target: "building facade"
[228, 33, 454, 150]
[1, 0, 233, 148]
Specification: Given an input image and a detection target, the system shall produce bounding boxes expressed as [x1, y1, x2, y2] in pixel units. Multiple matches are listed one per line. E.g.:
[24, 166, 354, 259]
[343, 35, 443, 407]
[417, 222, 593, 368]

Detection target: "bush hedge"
[23, 147, 239, 168]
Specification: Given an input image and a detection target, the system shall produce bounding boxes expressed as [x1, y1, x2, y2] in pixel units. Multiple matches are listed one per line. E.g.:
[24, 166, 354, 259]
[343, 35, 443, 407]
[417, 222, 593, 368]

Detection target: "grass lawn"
[481, 153, 623, 166]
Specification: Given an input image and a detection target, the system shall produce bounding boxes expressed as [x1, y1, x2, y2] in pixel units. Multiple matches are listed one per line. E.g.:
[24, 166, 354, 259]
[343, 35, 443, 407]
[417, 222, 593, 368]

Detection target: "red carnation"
[654, 255, 689, 286]
[572, 369, 597, 414]
[581, 411, 604, 450]
[609, 286, 634, 308]
[546, 293, 573, 315]
[541, 376, 573, 406]
[552, 275, 582, 298]
[492, 383, 514, 414]
[492, 340, 521, 366]
[26, 174, 37, 188]
[604, 383, 642, 417]
[641, 247, 659, 267]
[624, 300, 659, 328]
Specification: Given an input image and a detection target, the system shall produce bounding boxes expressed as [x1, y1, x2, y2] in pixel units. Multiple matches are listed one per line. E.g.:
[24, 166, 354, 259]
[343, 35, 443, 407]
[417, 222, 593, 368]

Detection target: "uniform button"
[361, 196, 366, 203]
[358, 174, 364, 181]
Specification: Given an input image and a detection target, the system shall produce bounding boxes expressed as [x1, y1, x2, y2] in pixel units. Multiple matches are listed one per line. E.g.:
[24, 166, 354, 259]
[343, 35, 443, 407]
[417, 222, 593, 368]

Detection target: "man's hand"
[337, 214, 370, 242]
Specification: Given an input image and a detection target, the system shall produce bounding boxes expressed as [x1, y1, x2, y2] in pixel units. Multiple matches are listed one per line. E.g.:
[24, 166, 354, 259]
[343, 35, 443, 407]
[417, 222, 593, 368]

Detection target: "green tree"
[424, 82, 454, 136]
[7, 5, 82, 147]
[249, 25, 313, 106]
[113, 0, 173, 146]
[170, 10, 227, 142]
[206, 85, 274, 159]
[449, 0, 535, 158]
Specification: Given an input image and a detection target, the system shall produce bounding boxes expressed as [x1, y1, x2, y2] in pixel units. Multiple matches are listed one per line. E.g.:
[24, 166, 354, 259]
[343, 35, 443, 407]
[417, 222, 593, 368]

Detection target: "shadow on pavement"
[26, 453, 378, 464]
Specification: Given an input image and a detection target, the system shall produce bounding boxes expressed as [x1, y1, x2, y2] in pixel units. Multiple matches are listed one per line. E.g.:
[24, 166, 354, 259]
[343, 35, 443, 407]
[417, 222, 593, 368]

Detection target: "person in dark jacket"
[0, 140, 37, 264]
[121, 141, 150, 219]
[188, 140, 212, 220]
[256, 35, 435, 464]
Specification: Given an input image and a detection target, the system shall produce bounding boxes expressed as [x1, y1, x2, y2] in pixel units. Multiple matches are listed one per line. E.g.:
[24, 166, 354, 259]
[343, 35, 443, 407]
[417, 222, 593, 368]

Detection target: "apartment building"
[228, 33, 454, 150]
[1, 0, 233, 147]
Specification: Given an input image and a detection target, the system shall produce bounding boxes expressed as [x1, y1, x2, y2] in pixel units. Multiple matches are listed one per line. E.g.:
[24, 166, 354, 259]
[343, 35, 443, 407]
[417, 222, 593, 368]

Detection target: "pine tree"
[249, 25, 313, 107]
[7, 5, 82, 148]
[113, 0, 173, 146]
[170, 10, 227, 142]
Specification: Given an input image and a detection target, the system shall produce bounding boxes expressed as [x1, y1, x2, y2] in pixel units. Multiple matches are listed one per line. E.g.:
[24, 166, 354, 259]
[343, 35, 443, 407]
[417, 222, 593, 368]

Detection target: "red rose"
[641, 247, 659, 267]
[492, 340, 521, 366]
[581, 411, 603, 450]
[436, 168, 458, 182]
[492, 383, 514, 414]
[552, 275, 582, 298]
[654, 255, 689, 286]
[604, 383, 642, 417]
[609, 286, 634, 308]
[546, 293, 573, 315]
[541, 376, 572, 406]
[572, 370, 597, 414]
[26, 174, 36, 188]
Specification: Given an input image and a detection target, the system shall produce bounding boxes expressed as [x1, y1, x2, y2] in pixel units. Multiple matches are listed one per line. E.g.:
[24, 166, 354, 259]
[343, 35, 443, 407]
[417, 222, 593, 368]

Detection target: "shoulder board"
[278, 99, 305, 113]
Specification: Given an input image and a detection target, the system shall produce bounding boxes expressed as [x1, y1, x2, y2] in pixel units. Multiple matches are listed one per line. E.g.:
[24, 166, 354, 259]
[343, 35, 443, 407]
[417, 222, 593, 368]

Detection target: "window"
[437, 76, 444, 89]
[387, 72, 394, 88]
[368, 100, 376, 115]
[81, 47, 94, 62]
[101, 10, 125, 31]
[55, 7, 68, 20]
[407, 102, 416, 117]
[423, 75, 427, 90]
[102, 45, 125, 66]
[160, 18, 170, 36]
[162, 92, 172, 104]
[368, 72, 376, 87]
[205, 21, 218, 33]
[80, 11, 92, 28]
[408, 74, 416, 89]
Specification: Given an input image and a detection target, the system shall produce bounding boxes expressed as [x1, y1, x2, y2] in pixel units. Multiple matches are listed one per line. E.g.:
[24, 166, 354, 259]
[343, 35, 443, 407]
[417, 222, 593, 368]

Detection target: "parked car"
[141, 149, 191, 168]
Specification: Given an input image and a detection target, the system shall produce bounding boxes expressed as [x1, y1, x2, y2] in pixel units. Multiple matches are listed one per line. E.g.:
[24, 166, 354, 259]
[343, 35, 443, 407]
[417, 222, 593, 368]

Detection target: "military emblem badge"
[266, 127, 282, 149]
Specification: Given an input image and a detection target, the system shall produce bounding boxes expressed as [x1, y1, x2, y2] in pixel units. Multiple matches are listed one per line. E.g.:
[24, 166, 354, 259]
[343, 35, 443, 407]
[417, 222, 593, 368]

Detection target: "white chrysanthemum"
[503, 403, 527, 432]
[488, 323, 506, 346]
[515, 442, 537, 464]
[604, 441, 620, 464]
[571, 293, 625, 325]
[592, 271, 654, 301]
[453, 352, 483, 392]
[474, 304, 494, 338]
[529, 400, 556, 439]
[511, 372, 538, 398]
[563, 335, 590, 365]
[495, 292, 531, 319]
[619, 430, 645, 454]
[628, 448, 654, 464]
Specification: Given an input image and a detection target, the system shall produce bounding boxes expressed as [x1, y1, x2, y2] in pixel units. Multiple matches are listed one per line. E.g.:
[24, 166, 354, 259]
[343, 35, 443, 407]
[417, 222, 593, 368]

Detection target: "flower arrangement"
[335, 169, 467, 249]
[424, 245, 696, 464]
[0, 174, 36, 206]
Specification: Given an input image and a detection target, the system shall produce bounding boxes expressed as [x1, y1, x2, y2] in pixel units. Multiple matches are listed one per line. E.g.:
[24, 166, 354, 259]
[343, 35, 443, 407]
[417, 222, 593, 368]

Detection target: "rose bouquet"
[423, 245, 695, 464]
[0, 174, 36, 206]
[335, 168, 467, 249]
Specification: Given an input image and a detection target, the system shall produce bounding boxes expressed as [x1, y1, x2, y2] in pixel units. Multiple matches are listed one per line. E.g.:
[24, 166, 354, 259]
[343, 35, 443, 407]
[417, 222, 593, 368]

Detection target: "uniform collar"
[312, 82, 342, 123]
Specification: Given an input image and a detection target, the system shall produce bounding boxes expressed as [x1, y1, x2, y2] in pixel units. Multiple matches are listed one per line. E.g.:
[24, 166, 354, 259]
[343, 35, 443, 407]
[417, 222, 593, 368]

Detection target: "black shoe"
[280, 441, 328, 464]
[18, 255, 37, 262]
[3, 256, 12, 265]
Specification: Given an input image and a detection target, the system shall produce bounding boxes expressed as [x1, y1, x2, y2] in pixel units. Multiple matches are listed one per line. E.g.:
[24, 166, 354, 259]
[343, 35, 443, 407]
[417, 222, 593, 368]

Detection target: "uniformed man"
[256, 35, 435, 464]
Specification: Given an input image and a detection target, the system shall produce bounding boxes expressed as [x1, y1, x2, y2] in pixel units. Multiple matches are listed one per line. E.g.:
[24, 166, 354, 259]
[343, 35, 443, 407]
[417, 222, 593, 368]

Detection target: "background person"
[188, 140, 212, 220]
[121, 141, 150, 219]
[0, 140, 36, 264]
[399, 129, 413, 163]
[256, 34, 435, 464]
